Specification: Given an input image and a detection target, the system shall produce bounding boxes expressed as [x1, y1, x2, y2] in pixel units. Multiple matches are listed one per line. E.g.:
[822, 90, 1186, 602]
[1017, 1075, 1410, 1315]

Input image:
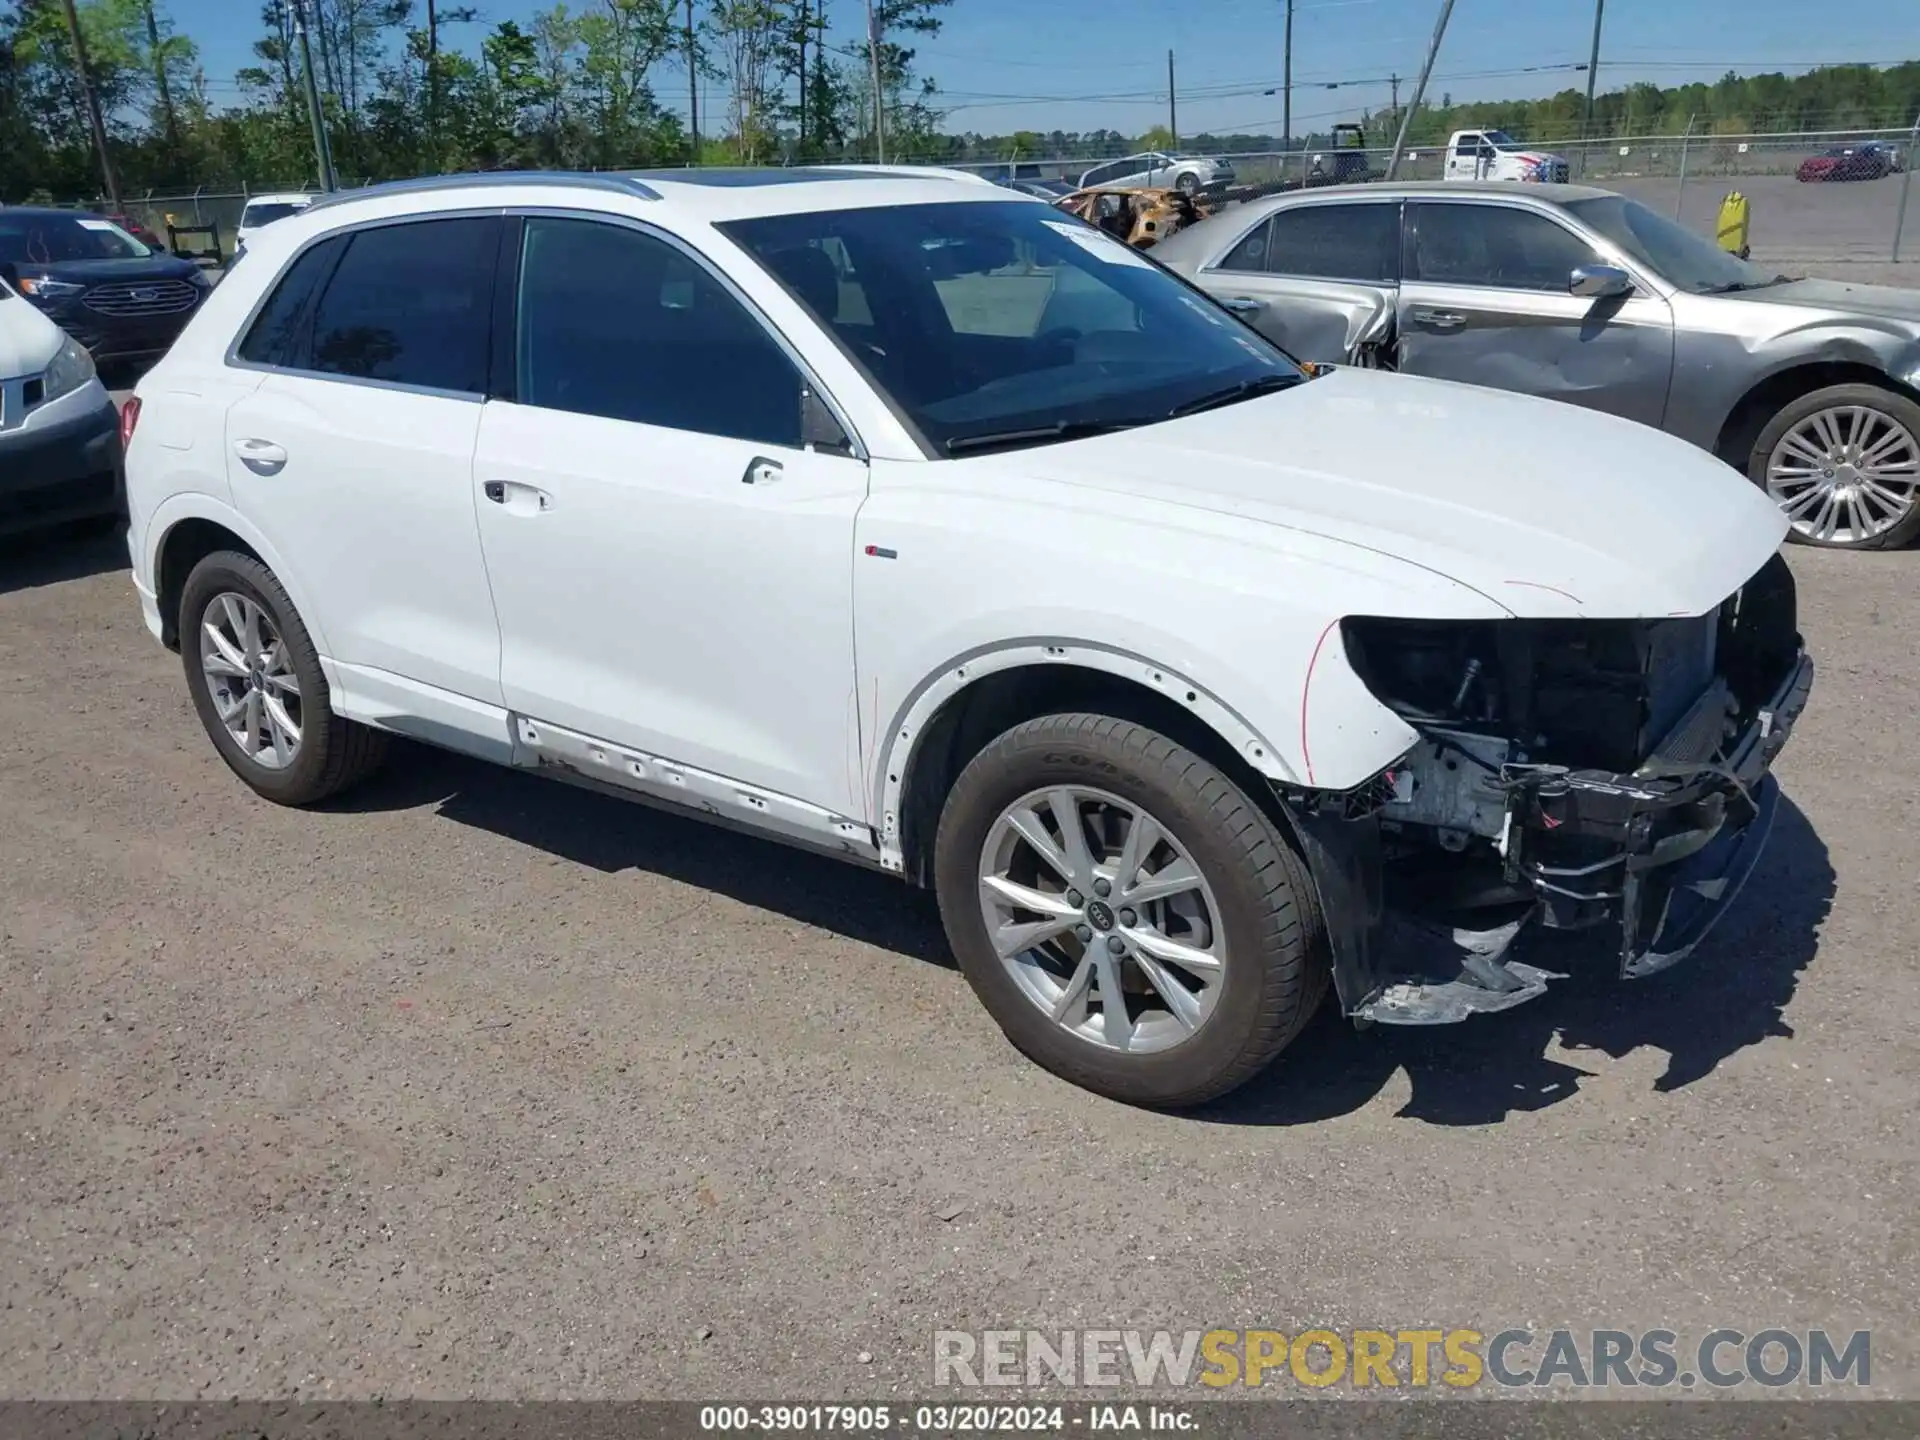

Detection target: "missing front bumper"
[1312, 650, 1813, 1026]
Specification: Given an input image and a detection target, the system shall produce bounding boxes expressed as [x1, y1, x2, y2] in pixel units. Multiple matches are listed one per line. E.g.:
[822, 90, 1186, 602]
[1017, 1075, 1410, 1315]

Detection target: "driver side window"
[515, 216, 804, 447]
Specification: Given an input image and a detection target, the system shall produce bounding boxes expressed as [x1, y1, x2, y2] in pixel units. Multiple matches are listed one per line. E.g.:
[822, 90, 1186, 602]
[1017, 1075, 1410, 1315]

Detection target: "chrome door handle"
[1219, 295, 1266, 316]
[742, 457, 783, 485]
[1411, 308, 1467, 330]
[233, 438, 287, 474]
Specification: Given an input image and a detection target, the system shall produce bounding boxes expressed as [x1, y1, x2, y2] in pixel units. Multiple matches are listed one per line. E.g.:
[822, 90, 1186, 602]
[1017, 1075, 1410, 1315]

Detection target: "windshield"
[1483, 130, 1519, 149]
[1563, 194, 1779, 293]
[243, 202, 308, 227]
[0, 214, 151, 263]
[720, 199, 1302, 455]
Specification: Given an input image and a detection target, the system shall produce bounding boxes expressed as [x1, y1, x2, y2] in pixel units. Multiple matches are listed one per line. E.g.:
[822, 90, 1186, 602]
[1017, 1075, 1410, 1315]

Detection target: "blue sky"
[177, 0, 1920, 137]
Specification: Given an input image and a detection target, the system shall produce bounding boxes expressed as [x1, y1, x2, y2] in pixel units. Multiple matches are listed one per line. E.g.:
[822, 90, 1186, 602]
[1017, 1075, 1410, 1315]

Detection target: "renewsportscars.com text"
[932, 1328, 1872, 1391]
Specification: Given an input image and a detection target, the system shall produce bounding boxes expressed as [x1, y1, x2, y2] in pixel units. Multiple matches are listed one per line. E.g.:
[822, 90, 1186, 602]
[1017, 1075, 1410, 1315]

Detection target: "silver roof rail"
[304, 171, 661, 214]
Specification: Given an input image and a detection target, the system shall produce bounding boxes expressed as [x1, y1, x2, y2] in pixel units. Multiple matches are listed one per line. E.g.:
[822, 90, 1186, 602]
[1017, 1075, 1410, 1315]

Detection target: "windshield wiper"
[1166, 372, 1304, 419]
[1700, 274, 1793, 294]
[944, 419, 1145, 456]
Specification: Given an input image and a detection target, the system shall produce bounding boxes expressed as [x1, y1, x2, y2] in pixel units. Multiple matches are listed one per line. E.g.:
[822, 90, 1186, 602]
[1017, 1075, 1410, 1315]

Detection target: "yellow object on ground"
[1717, 192, 1751, 259]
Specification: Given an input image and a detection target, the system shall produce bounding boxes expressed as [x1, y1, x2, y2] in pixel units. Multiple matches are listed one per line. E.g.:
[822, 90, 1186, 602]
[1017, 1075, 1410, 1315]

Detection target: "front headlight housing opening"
[42, 334, 97, 404]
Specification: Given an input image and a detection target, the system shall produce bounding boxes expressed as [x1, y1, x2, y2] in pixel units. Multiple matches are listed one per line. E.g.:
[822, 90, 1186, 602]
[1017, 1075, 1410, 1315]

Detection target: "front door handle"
[1219, 295, 1266, 316]
[1410, 308, 1468, 330]
[742, 457, 783, 485]
[233, 437, 287, 474]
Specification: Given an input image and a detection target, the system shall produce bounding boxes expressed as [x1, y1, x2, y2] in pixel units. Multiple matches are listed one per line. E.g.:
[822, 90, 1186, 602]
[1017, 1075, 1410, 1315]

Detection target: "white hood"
[0, 292, 60, 380]
[994, 368, 1788, 619]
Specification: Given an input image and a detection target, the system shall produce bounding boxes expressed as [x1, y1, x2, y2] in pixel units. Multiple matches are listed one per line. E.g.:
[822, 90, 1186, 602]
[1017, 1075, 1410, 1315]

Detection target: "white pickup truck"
[1443, 128, 1571, 183]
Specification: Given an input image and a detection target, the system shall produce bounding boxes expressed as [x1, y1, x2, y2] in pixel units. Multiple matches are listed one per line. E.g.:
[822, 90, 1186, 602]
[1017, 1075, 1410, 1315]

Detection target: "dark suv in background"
[0, 207, 212, 368]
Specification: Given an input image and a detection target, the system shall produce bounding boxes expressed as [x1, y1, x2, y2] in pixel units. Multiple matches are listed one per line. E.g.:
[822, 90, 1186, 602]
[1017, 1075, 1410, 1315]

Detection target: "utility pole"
[291, 0, 337, 190]
[1385, 0, 1455, 180]
[1167, 50, 1177, 148]
[796, 0, 808, 153]
[1282, 0, 1293, 150]
[58, 0, 122, 212]
[1582, 0, 1605, 137]
[685, 0, 699, 159]
[1390, 72, 1400, 130]
[865, 0, 885, 163]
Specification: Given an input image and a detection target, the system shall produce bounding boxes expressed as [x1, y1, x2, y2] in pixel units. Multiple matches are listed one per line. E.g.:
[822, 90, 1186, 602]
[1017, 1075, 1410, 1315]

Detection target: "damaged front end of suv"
[1283, 553, 1814, 1025]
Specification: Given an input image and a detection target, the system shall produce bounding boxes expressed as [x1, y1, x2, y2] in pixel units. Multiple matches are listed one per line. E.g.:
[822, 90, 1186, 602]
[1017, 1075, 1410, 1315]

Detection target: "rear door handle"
[1410, 308, 1467, 330]
[482, 479, 552, 514]
[233, 438, 287, 474]
[1219, 295, 1266, 316]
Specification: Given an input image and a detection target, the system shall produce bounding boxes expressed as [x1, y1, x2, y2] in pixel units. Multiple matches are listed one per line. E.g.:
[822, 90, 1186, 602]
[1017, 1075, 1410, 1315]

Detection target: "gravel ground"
[1606, 171, 1918, 265]
[1, 524, 1917, 1401]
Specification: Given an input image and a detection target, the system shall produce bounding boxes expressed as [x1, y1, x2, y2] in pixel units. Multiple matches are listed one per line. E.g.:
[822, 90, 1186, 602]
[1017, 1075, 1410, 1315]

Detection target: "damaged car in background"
[1153, 180, 1920, 550]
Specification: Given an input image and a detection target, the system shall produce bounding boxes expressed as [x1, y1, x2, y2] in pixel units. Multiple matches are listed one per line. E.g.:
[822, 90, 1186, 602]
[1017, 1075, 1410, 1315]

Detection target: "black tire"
[933, 713, 1326, 1109]
[1175, 171, 1200, 196]
[1746, 383, 1920, 550]
[179, 550, 388, 804]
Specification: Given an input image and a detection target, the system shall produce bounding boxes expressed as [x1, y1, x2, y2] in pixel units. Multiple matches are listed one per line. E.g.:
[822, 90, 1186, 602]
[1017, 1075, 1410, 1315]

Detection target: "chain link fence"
[58, 119, 1920, 268]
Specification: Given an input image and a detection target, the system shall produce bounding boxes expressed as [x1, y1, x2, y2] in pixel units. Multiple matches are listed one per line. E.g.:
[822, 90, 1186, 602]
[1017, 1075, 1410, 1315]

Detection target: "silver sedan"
[1152, 180, 1920, 550]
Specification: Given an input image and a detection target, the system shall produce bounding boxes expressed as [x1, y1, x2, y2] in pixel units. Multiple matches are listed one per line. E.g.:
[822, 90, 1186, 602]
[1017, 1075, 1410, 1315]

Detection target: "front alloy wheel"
[934, 713, 1325, 1108]
[979, 785, 1227, 1055]
[1752, 384, 1920, 549]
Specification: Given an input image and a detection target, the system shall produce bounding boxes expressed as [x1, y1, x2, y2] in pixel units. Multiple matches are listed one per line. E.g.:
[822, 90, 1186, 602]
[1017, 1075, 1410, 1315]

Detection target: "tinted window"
[515, 217, 803, 447]
[1564, 195, 1771, 294]
[1407, 203, 1601, 291]
[0, 213, 149, 262]
[1263, 203, 1399, 282]
[243, 202, 308, 228]
[307, 217, 496, 392]
[722, 199, 1303, 455]
[236, 236, 346, 367]
[1215, 217, 1273, 272]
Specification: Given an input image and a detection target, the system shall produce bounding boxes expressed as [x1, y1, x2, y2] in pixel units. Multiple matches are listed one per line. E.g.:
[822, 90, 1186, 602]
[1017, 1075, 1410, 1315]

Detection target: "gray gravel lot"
[1, 526, 1917, 1401]
[1603, 171, 1917, 265]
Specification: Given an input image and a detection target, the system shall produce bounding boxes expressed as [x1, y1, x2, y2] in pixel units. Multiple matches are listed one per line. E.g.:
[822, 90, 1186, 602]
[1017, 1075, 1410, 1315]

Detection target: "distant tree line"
[1, 0, 949, 200]
[2, 0, 1915, 207]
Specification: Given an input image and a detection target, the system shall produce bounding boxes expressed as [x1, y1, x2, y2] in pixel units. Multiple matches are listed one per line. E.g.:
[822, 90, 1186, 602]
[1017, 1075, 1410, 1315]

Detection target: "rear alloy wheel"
[179, 550, 389, 805]
[934, 713, 1325, 1108]
[1750, 384, 1920, 549]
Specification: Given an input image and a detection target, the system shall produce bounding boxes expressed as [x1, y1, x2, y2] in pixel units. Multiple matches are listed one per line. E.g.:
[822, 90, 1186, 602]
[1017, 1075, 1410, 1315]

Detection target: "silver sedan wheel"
[1766, 405, 1920, 545]
[977, 786, 1226, 1056]
[199, 592, 302, 770]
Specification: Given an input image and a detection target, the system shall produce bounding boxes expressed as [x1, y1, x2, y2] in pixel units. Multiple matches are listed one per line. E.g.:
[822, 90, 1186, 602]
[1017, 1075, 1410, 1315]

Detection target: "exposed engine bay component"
[1053, 186, 1213, 248]
[1290, 553, 1812, 1024]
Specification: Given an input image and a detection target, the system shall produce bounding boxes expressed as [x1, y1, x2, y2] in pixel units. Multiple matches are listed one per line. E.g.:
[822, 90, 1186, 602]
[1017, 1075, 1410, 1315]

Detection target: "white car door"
[223, 214, 504, 705]
[471, 214, 869, 817]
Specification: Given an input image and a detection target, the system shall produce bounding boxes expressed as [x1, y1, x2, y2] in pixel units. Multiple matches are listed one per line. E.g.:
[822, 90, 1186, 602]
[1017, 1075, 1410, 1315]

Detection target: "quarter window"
[306, 217, 497, 392]
[235, 235, 346, 368]
[1215, 217, 1273, 273]
[1407, 202, 1603, 292]
[514, 216, 804, 448]
[1261, 204, 1399, 283]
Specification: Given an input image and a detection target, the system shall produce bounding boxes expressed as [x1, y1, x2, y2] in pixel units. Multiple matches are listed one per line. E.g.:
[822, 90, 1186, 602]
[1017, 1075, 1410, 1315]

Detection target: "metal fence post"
[1894, 111, 1919, 262]
[1674, 113, 1696, 221]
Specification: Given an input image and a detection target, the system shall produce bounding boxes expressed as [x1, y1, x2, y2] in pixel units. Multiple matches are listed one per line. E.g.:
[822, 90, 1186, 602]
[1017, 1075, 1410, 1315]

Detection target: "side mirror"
[1570, 264, 1632, 300]
[801, 386, 855, 458]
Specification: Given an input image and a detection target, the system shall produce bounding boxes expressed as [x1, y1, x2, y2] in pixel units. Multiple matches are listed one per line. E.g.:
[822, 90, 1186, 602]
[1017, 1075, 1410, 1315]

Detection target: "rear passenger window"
[307, 217, 497, 392]
[235, 236, 345, 367]
[1263, 203, 1400, 283]
[514, 217, 803, 447]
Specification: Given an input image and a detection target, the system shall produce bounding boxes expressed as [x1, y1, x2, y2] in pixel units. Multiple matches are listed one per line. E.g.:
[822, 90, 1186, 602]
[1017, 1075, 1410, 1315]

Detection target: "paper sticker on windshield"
[77, 219, 119, 231]
[1041, 220, 1156, 269]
